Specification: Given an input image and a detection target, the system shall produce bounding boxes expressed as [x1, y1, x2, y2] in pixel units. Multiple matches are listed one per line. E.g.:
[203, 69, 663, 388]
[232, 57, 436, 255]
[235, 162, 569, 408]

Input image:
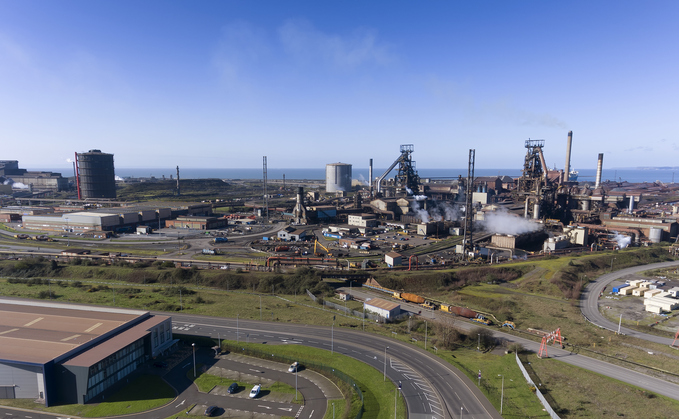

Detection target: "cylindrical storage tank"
[77, 149, 116, 199]
[649, 227, 663, 243]
[325, 163, 352, 193]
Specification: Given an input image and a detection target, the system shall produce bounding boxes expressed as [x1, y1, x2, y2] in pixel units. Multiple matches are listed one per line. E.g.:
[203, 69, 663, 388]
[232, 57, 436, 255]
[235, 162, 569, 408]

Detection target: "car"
[288, 362, 299, 373]
[249, 384, 261, 398]
[227, 382, 238, 394]
[204, 405, 218, 416]
[153, 361, 168, 368]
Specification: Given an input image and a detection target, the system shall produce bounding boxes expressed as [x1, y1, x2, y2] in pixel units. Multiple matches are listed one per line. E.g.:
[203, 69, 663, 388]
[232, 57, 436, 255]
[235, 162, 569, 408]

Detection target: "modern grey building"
[0, 299, 175, 406]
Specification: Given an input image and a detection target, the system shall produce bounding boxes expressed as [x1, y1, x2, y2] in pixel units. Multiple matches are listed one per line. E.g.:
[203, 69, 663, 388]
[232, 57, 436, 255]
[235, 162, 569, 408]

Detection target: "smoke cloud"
[356, 175, 369, 186]
[3, 179, 29, 189]
[612, 232, 631, 249]
[410, 199, 462, 224]
[481, 210, 541, 235]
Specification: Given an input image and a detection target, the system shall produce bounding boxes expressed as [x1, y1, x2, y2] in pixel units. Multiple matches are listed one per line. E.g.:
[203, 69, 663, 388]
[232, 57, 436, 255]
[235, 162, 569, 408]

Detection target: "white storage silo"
[326, 163, 352, 193]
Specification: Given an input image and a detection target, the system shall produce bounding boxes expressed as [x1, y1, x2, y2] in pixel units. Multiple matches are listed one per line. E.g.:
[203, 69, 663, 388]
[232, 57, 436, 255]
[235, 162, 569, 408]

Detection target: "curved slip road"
[169, 313, 502, 419]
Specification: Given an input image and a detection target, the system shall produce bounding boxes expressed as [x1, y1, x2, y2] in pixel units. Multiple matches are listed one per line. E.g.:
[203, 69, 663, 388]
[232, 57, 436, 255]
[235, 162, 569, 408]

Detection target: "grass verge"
[227, 341, 405, 419]
[0, 375, 174, 417]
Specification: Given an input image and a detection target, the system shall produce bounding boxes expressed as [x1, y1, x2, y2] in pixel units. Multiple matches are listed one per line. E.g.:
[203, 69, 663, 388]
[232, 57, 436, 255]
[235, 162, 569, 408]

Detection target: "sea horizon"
[33, 166, 679, 184]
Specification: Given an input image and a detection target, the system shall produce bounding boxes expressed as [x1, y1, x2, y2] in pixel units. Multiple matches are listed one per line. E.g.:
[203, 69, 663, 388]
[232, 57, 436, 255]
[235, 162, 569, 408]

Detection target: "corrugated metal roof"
[63, 316, 168, 367]
[365, 298, 400, 311]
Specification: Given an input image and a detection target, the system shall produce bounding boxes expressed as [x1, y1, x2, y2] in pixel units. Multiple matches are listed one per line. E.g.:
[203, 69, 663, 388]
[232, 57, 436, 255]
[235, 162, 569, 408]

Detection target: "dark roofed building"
[0, 299, 175, 406]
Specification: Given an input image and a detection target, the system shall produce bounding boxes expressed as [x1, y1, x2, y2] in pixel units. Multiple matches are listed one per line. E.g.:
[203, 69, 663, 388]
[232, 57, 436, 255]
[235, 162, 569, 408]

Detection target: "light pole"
[383, 346, 389, 381]
[260, 295, 262, 320]
[477, 333, 480, 352]
[394, 381, 401, 419]
[610, 257, 616, 272]
[192, 343, 196, 378]
[498, 374, 504, 415]
[332, 402, 335, 419]
[295, 363, 298, 402]
[425, 321, 427, 350]
[237, 314, 239, 343]
[64, 218, 70, 246]
[332, 315, 335, 354]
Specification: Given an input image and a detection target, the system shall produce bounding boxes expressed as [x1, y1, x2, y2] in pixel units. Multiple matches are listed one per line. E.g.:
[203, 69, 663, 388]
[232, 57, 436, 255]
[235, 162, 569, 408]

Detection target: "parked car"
[227, 382, 238, 394]
[288, 362, 299, 373]
[153, 361, 168, 368]
[249, 384, 261, 398]
[204, 405, 218, 416]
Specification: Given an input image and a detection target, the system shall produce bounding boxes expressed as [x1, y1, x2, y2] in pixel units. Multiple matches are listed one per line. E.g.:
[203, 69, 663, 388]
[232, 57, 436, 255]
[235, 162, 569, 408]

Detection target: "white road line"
[308, 340, 318, 343]
[175, 399, 186, 407]
[309, 410, 315, 418]
[258, 405, 271, 410]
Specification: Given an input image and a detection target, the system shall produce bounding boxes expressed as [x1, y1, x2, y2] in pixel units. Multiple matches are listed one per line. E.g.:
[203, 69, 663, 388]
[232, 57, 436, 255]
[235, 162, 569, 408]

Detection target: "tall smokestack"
[594, 153, 603, 189]
[564, 131, 573, 183]
[176, 166, 180, 195]
[369, 158, 373, 190]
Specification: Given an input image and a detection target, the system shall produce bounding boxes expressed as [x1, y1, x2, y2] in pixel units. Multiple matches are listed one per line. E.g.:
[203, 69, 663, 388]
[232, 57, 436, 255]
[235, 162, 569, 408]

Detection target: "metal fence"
[222, 342, 364, 419]
[515, 352, 560, 419]
[306, 289, 410, 323]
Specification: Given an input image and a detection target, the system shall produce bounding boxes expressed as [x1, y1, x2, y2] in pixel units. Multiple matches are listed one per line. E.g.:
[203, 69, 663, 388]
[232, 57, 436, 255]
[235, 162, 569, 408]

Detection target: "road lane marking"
[308, 410, 314, 418]
[258, 405, 271, 409]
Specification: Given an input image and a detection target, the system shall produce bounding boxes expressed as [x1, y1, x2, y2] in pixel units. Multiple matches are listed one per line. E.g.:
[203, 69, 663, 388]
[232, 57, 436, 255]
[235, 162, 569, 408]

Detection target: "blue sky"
[0, 1, 676, 172]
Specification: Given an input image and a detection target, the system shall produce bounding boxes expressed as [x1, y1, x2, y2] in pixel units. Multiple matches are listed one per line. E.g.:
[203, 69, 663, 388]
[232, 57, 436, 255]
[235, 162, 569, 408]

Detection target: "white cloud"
[426, 76, 567, 128]
[213, 21, 270, 89]
[278, 19, 392, 70]
[0, 33, 31, 67]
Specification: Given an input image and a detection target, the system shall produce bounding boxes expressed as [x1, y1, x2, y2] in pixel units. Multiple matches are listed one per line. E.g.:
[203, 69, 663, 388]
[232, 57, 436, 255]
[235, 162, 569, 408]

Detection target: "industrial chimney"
[594, 154, 604, 189]
[176, 166, 180, 196]
[369, 158, 373, 191]
[293, 187, 307, 224]
[564, 131, 573, 183]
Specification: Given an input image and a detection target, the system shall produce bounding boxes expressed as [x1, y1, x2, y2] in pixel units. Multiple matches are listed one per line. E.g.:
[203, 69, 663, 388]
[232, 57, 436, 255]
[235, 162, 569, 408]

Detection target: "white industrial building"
[348, 214, 377, 228]
[385, 252, 402, 267]
[364, 298, 400, 319]
[644, 292, 679, 313]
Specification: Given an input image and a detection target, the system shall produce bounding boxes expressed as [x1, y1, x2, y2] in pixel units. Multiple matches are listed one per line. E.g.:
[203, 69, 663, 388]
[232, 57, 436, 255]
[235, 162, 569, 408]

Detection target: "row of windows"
[87, 345, 145, 389]
[85, 360, 140, 402]
[89, 339, 144, 376]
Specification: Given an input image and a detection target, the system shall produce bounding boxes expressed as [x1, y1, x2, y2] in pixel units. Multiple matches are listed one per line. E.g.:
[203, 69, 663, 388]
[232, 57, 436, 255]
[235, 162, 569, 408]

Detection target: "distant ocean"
[37, 167, 679, 184]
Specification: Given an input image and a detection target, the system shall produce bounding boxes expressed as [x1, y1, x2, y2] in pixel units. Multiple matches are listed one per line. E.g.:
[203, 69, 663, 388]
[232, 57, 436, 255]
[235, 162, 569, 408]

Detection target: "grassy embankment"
[0, 375, 174, 417]
[1, 246, 679, 417]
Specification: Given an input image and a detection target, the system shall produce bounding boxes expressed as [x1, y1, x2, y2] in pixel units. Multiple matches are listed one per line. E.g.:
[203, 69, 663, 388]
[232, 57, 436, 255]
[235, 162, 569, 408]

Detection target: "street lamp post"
[498, 374, 504, 414]
[610, 257, 616, 272]
[383, 346, 389, 381]
[331, 315, 335, 354]
[295, 364, 298, 402]
[192, 343, 196, 378]
[424, 321, 427, 350]
[260, 295, 262, 320]
[394, 381, 401, 419]
[477, 333, 480, 352]
[237, 314, 239, 343]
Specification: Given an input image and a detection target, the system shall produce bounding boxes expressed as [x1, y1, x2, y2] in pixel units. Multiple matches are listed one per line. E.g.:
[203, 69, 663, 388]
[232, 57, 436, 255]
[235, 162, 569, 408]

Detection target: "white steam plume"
[612, 232, 631, 249]
[356, 175, 369, 186]
[410, 200, 430, 223]
[481, 210, 541, 235]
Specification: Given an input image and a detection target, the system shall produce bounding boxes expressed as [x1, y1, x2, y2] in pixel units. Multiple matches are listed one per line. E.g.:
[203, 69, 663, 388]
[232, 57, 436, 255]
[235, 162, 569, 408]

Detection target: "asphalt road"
[169, 313, 502, 419]
[346, 285, 679, 401]
[580, 259, 679, 344]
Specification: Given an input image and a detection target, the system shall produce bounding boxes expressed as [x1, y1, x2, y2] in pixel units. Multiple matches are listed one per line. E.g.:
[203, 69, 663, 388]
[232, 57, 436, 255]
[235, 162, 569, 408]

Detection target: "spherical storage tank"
[326, 163, 352, 193]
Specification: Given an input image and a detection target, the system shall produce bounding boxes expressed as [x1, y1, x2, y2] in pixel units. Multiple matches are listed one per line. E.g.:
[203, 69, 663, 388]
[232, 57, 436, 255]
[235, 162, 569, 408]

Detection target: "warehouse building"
[0, 160, 69, 192]
[364, 298, 400, 319]
[0, 299, 174, 406]
[21, 206, 173, 233]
